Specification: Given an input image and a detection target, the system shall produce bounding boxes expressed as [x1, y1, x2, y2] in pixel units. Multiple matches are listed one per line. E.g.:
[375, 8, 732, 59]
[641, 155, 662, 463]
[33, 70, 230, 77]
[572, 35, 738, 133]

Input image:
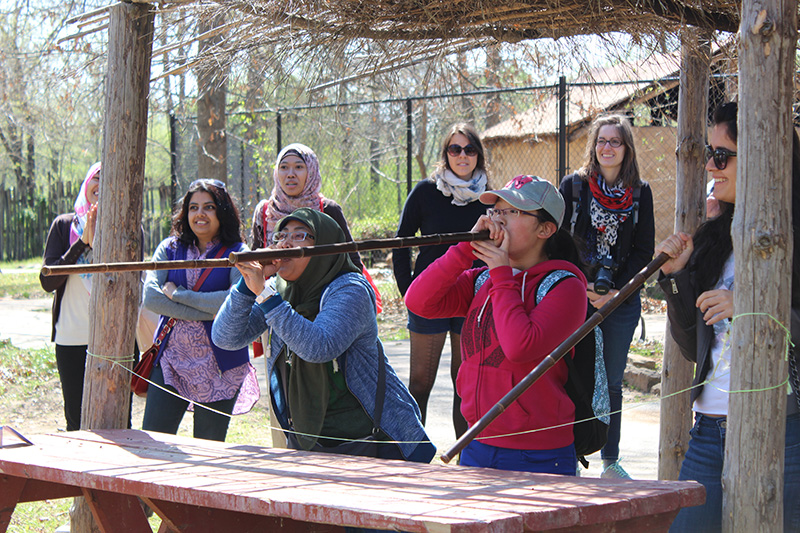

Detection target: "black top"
[392, 179, 486, 296]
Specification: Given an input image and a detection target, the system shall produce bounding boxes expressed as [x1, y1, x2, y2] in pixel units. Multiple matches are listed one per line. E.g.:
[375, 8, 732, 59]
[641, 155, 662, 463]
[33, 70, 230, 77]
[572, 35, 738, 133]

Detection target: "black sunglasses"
[447, 144, 479, 157]
[705, 145, 737, 170]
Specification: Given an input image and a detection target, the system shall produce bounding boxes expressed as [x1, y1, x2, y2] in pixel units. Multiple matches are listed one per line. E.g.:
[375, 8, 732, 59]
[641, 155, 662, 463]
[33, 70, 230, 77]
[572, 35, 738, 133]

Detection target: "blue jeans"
[142, 365, 237, 442]
[460, 439, 577, 475]
[669, 412, 800, 532]
[597, 293, 641, 462]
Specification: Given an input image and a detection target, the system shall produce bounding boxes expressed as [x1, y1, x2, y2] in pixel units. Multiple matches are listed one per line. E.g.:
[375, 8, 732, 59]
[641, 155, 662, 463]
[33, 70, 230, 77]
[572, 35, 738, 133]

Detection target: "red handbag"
[131, 317, 176, 397]
[130, 246, 227, 397]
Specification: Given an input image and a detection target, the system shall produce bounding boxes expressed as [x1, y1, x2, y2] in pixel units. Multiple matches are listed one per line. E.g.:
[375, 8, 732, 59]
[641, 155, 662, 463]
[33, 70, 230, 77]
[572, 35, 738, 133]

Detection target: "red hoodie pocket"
[457, 361, 531, 433]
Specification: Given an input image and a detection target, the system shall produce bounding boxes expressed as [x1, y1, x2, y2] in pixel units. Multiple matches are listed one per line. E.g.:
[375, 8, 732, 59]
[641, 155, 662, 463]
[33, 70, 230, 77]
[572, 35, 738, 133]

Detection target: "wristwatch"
[255, 278, 277, 304]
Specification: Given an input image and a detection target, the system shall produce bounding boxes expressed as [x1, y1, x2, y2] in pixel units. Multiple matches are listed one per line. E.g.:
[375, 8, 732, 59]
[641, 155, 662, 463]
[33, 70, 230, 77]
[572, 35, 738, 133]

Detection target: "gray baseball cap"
[479, 175, 565, 228]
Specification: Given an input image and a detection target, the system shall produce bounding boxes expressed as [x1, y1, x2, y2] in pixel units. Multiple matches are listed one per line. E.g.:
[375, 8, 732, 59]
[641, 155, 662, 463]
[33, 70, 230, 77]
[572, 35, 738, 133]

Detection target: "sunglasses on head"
[705, 145, 737, 170]
[447, 144, 479, 157]
[190, 178, 227, 190]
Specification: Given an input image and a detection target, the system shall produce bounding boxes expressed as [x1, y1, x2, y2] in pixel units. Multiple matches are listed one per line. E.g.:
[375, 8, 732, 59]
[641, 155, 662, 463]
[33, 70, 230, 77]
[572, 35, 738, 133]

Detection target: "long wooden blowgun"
[440, 252, 669, 463]
[40, 231, 491, 276]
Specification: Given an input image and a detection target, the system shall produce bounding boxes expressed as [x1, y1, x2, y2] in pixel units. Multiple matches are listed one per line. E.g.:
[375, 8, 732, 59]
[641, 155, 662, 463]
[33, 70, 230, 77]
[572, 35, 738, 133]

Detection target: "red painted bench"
[0, 429, 703, 532]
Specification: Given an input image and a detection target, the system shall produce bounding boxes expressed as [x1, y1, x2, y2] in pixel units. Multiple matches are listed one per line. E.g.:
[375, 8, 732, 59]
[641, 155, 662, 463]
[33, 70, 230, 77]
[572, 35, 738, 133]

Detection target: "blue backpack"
[474, 269, 610, 465]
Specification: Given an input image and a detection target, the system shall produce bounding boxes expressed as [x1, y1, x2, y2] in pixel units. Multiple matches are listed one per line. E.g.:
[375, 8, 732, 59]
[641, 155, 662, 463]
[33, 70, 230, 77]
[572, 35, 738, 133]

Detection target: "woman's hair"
[434, 122, 487, 175]
[689, 101, 800, 306]
[171, 179, 243, 246]
[578, 114, 641, 188]
[539, 209, 586, 273]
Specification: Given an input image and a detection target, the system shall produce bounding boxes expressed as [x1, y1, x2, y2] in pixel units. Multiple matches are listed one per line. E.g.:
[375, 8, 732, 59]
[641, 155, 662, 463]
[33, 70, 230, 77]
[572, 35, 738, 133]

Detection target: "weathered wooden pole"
[196, 12, 228, 182]
[724, 0, 797, 528]
[71, 3, 154, 532]
[658, 30, 709, 481]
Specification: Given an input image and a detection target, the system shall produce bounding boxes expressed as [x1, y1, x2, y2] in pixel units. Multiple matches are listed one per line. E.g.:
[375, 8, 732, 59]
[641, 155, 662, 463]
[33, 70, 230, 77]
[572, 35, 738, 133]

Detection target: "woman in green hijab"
[213, 208, 435, 462]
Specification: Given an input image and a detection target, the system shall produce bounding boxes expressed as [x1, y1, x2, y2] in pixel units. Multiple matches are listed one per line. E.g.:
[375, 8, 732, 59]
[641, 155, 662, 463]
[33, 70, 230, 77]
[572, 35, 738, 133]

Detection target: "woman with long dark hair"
[406, 176, 587, 474]
[657, 102, 800, 532]
[393, 122, 489, 439]
[559, 114, 655, 478]
[142, 179, 257, 442]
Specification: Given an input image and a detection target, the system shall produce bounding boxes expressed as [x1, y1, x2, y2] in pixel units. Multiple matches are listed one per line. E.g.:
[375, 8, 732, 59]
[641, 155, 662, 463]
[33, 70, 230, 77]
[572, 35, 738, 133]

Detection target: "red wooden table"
[0, 429, 703, 532]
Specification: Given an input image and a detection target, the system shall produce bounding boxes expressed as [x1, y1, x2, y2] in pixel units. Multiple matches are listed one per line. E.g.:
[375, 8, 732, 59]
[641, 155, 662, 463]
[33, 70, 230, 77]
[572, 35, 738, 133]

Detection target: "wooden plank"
[148, 499, 345, 533]
[18, 479, 82, 502]
[82, 488, 152, 532]
[0, 475, 25, 533]
[0, 430, 705, 532]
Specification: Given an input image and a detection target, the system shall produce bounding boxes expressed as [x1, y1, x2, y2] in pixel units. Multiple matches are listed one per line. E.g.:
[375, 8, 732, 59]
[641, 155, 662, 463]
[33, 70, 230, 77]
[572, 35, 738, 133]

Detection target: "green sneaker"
[601, 460, 632, 480]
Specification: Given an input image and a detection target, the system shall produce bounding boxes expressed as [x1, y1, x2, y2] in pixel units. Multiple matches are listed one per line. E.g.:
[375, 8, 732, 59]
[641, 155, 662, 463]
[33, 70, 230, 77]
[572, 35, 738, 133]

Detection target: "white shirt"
[694, 255, 735, 416]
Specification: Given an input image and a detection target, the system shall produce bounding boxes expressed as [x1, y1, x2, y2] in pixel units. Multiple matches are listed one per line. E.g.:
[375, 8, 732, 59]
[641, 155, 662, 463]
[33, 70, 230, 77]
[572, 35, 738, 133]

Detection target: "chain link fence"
[167, 80, 706, 259]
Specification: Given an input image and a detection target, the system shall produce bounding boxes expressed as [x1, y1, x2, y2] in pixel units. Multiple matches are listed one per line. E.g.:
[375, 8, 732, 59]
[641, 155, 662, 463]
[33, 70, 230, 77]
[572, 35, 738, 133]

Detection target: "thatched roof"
[481, 49, 683, 142]
[65, 0, 751, 92]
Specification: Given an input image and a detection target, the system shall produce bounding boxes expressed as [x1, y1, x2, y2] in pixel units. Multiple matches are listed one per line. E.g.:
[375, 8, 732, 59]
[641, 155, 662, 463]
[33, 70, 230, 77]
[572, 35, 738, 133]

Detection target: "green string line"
[108, 310, 796, 448]
[86, 350, 136, 364]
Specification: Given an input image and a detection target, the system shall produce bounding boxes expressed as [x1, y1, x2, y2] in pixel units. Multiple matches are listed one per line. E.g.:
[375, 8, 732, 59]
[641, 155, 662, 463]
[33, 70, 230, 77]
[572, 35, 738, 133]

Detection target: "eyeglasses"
[486, 208, 546, 221]
[447, 144, 479, 157]
[272, 230, 315, 245]
[705, 145, 737, 170]
[190, 178, 227, 190]
[596, 138, 623, 148]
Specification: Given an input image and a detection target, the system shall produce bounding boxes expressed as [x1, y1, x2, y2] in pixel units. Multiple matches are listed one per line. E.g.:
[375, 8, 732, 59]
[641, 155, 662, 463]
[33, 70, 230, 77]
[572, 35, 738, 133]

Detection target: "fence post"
[406, 98, 412, 196]
[558, 75, 567, 183]
[276, 111, 282, 154]
[0, 189, 5, 262]
[170, 112, 178, 205]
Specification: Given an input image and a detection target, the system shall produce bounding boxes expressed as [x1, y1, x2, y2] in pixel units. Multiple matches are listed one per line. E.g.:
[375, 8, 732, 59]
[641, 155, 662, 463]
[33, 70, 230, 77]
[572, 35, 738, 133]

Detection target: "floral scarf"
[588, 173, 634, 258]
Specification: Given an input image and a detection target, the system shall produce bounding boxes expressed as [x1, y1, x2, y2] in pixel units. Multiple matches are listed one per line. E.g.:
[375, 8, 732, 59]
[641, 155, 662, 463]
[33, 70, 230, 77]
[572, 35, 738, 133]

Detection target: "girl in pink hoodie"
[406, 175, 587, 475]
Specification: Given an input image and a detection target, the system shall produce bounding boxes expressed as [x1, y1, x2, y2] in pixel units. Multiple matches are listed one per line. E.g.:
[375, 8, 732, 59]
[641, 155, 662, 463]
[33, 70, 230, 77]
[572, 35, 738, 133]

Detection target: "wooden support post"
[72, 3, 154, 532]
[196, 13, 228, 182]
[658, 30, 709, 481]
[725, 0, 797, 528]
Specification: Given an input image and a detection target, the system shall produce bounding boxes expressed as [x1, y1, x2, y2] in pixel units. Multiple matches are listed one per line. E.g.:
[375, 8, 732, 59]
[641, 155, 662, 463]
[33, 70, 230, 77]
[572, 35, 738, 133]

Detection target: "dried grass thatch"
[61, 0, 753, 94]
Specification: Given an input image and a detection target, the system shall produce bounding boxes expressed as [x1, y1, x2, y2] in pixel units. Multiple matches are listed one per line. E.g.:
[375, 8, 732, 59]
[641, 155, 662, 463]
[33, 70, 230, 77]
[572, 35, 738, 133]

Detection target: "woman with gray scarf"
[392, 122, 489, 440]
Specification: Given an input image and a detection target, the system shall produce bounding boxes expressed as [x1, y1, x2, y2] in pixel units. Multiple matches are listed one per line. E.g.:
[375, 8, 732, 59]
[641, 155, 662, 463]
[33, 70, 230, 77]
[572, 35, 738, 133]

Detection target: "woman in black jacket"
[559, 114, 655, 478]
[656, 102, 800, 532]
[40, 162, 101, 431]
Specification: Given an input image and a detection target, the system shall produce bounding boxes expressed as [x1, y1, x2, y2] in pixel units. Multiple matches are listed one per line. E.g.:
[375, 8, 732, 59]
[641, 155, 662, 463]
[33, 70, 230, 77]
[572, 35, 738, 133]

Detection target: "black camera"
[593, 255, 615, 295]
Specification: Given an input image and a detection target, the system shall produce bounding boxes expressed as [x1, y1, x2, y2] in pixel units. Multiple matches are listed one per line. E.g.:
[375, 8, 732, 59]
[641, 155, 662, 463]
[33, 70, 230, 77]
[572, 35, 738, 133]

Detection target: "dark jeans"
[55, 344, 87, 431]
[597, 294, 641, 462]
[669, 412, 800, 532]
[141, 364, 237, 442]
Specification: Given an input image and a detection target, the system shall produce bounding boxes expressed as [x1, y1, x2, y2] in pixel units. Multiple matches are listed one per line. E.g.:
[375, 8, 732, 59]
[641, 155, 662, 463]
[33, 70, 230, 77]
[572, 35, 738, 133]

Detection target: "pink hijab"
[262, 144, 322, 240]
[69, 162, 101, 246]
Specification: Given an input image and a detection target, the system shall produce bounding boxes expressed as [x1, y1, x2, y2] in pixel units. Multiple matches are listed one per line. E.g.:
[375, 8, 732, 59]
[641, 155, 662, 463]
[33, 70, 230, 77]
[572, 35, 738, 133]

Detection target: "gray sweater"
[211, 272, 435, 461]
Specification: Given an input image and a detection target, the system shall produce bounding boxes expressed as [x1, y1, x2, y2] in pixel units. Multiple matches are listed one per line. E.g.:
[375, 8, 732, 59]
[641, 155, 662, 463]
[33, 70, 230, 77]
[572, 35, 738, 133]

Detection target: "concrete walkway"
[0, 296, 667, 479]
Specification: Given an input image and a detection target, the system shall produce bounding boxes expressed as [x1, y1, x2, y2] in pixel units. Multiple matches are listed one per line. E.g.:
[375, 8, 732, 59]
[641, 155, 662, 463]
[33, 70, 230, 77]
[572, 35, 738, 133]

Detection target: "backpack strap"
[473, 269, 491, 296]
[536, 270, 610, 426]
[535, 270, 577, 304]
[570, 176, 582, 236]
[632, 185, 641, 226]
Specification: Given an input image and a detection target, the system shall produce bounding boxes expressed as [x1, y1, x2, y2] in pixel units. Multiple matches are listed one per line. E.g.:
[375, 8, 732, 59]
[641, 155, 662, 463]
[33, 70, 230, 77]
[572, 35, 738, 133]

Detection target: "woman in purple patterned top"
[142, 179, 258, 442]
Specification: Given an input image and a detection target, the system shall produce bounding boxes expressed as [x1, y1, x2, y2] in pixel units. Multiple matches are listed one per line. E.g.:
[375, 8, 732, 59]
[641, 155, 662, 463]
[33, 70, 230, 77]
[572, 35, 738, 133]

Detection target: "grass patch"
[0, 339, 58, 386]
[629, 338, 664, 372]
[0, 260, 47, 299]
